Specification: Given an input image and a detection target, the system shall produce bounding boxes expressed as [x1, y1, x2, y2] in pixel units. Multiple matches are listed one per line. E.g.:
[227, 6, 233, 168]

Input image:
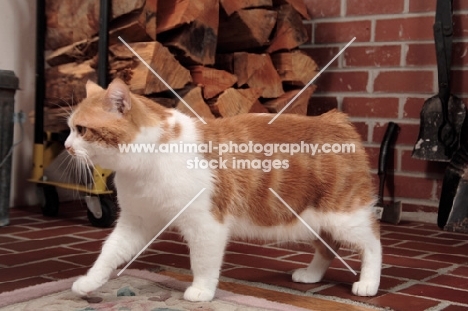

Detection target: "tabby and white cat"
[66, 79, 381, 302]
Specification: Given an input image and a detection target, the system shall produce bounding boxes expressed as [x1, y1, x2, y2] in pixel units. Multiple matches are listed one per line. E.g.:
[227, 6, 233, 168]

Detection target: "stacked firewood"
[44, 0, 318, 131]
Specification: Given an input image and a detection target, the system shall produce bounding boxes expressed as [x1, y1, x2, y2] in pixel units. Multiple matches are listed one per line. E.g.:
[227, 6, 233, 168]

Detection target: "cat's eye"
[76, 125, 87, 136]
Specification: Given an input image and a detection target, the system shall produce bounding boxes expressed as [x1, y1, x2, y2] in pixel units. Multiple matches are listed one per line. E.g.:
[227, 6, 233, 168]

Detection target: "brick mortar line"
[426, 302, 453, 311]
[380, 241, 456, 256]
[312, 67, 439, 73]
[351, 116, 420, 124]
[403, 0, 409, 13]
[391, 230, 455, 239]
[0, 241, 90, 254]
[2, 225, 45, 233]
[345, 64, 452, 69]
[393, 266, 468, 303]
[306, 13, 434, 24]
[0, 234, 31, 241]
[7, 216, 43, 223]
[62, 244, 103, 253]
[433, 231, 468, 238]
[313, 93, 464, 100]
[383, 229, 465, 241]
[304, 11, 468, 23]
[421, 263, 464, 283]
[378, 196, 438, 208]
[0, 257, 84, 269]
[384, 247, 467, 263]
[0, 276, 52, 288]
[0, 247, 18, 254]
[302, 39, 468, 48]
[340, 0, 346, 17]
[412, 252, 444, 260]
[53, 257, 89, 268]
[67, 234, 104, 242]
[380, 288, 467, 310]
[381, 231, 466, 242]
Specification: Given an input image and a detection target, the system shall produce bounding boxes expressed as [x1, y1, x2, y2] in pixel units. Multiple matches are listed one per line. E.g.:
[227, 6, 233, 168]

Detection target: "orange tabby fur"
[67, 79, 381, 301]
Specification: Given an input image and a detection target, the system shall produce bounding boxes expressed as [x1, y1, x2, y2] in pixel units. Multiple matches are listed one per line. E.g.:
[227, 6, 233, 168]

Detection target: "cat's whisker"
[82, 155, 96, 190]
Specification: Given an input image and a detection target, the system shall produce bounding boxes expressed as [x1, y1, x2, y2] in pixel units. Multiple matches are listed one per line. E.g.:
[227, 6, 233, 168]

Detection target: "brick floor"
[1, 204, 468, 310]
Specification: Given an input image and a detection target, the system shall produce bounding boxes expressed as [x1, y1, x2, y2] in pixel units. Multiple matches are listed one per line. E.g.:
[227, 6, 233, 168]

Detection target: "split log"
[45, 60, 97, 108]
[43, 0, 319, 126]
[220, 0, 273, 16]
[249, 100, 270, 113]
[272, 0, 310, 19]
[263, 85, 316, 115]
[161, 0, 219, 65]
[109, 0, 158, 43]
[46, 37, 99, 67]
[210, 87, 263, 117]
[232, 53, 284, 98]
[267, 4, 309, 53]
[157, 0, 203, 34]
[46, 0, 157, 66]
[148, 96, 177, 109]
[45, 0, 147, 50]
[175, 87, 215, 120]
[271, 50, 319, 86]
[217, 9, 277, 52]
[47, 18, 155, 67]
[109, 41, 192, 95]
[190, 66, 237, 99]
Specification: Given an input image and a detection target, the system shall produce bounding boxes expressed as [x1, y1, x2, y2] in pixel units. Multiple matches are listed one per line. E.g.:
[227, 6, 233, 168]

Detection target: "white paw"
[72, 275, 106, 296]
[352, 281, 379, 296]
[183, 286, 215, 302]
[292, 268, 323, 283]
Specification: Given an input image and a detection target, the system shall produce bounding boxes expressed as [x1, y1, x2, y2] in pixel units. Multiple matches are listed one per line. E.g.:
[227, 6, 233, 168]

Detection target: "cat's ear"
[104, 78, 131, 114]
[85, 80, 103, 97]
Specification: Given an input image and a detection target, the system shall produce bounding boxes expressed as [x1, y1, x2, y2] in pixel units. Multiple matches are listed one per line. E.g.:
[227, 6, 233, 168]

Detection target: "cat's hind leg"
[349, 216, 382, 296]
[292, 233, 340, 283]
[337, 211, 382, 296]
[181, 213, 229, 302]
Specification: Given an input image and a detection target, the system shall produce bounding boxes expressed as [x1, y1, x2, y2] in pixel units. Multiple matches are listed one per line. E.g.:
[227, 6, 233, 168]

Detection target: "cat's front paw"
[352, 281, 379, 296]
[72, 275, 106, 296]
[183, 286, 215, 302]
[292, 268, 323, 283]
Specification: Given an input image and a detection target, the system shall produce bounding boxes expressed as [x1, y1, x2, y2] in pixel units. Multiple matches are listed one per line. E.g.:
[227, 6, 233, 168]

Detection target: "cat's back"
[201, 109, 361, 146]
[196, 110, 375, 225]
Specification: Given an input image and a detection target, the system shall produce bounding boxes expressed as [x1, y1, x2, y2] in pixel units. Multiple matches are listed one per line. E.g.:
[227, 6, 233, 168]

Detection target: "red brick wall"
[302, 0, 468, 220]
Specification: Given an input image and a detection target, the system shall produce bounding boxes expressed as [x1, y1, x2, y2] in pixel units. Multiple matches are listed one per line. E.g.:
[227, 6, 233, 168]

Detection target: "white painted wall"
[0, 0, 37, 207]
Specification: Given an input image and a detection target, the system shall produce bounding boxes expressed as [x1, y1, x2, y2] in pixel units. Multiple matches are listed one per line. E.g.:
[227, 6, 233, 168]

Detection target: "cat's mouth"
[65, 146, 75, 156]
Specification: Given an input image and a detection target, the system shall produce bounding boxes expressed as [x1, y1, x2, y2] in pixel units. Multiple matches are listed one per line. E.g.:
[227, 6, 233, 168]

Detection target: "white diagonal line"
[117, 188, 206, 276]
[117, 36, 207, 125]
[268, 188, 357, 275]
[268, 37, 356, 124]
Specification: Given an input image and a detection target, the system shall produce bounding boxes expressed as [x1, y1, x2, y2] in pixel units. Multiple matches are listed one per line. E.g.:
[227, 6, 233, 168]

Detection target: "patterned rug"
[0, 269, 310, 311]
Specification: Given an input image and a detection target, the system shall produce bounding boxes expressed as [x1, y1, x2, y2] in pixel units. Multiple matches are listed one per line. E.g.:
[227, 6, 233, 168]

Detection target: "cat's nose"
[65, 145, 75, 155]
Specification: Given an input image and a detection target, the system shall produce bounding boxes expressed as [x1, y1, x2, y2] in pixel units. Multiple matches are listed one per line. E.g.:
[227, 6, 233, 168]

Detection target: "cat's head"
[64, 78, 166, 169]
